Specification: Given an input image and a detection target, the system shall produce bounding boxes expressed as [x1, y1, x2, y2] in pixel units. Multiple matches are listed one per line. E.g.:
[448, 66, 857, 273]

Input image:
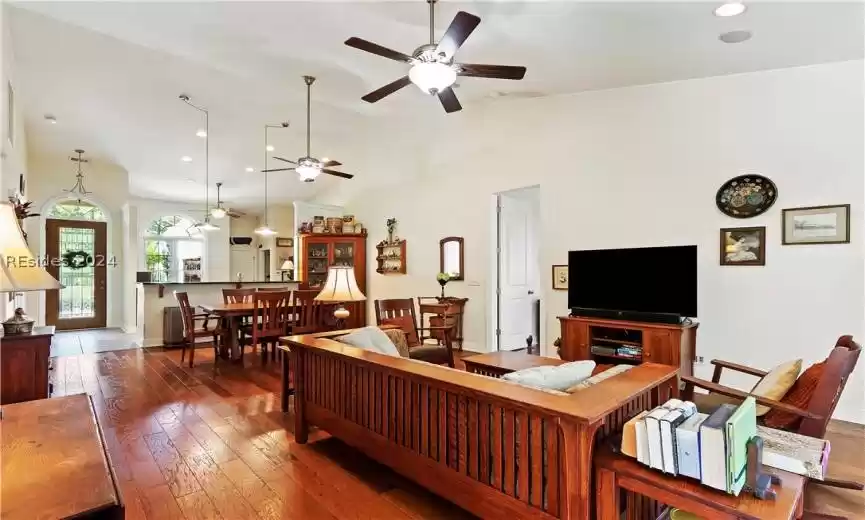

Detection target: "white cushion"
[502, 360, 596, 391]
[339, 326, 401, 357]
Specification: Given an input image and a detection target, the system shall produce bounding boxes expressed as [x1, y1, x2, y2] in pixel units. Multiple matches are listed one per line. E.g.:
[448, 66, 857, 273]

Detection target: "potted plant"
[436, 272, 451, 299]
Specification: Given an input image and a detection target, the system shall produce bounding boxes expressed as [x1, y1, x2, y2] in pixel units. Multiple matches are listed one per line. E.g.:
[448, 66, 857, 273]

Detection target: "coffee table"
[462, 350, 567, 377]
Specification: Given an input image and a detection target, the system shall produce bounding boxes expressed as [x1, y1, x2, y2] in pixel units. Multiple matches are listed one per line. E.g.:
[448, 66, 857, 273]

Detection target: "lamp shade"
[281, 260, 294, 270]
[0, 202, 63, 292]
[314, 266, 365, 302]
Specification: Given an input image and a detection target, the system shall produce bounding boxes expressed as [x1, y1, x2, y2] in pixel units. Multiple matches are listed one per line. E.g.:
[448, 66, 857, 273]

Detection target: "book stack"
[621, 397, 757, 496]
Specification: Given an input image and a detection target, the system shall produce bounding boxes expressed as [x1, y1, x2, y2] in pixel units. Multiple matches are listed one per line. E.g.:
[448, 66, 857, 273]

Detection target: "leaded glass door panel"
[45, 219, 108, 329]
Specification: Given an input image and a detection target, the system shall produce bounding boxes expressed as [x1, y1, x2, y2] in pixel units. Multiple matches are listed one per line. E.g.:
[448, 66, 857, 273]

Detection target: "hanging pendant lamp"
[255, 122, 288, 236]
[64, 149, 93, 204]
[180, 94, 218, 232]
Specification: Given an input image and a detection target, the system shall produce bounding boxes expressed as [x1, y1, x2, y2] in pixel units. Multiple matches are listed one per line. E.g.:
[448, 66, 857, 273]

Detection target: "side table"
[0, 326, 55, 404]
[594, 446, 805, 520]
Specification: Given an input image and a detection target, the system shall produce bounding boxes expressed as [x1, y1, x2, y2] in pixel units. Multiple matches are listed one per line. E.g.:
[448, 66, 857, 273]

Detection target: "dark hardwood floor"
[47, 346, 863, 520]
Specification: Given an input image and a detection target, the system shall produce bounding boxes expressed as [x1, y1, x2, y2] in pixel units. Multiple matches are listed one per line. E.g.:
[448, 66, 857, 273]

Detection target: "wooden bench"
[281, 330, 678, 520]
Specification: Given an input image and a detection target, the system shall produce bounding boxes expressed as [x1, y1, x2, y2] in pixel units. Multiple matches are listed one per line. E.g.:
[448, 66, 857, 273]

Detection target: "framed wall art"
[720, 226, 766, 266]
[276, 237, 294, 247]
[552, 265, 568, 290]
[782, 204, 850, 245]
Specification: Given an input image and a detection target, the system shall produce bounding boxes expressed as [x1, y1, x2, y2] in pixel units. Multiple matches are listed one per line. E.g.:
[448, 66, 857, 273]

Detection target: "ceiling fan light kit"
[345, 0, 526, 113]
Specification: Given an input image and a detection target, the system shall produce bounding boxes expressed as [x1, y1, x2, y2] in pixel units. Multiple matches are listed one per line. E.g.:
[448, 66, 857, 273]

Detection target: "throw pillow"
[380, 316, 419, 346]
[750, 359, 802, 416]
[338, 326, 400, 357]
[763, 361, 826, 430]
[383, 329, 410, 357]
[566, 364, 634, 393]
[502, 360, 596, 391]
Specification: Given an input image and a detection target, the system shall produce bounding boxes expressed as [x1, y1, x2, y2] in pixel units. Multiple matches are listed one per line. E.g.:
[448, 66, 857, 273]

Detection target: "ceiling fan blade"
[458, 63, 526, 80]
[262, 168, 295, 173]
[321, 169, 354, 179]
[344, 37, 412, 63]
[321, 159, 342, 168]
[437, 87, 462, 113]
[272, 156, 297, 165]
[435, 11, 481, 59]
[361, 76, 411, 103]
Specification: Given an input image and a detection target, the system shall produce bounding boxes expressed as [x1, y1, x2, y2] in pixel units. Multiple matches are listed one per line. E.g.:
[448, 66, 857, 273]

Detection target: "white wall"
[324, 61, 865, 423]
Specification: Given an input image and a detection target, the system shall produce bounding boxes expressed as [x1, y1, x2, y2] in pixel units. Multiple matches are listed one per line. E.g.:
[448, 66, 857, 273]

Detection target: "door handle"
[528, 290, 535, 295]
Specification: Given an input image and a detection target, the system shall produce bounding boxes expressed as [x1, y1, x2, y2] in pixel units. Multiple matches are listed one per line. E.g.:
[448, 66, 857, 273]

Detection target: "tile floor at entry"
[51, 328, 143, 357]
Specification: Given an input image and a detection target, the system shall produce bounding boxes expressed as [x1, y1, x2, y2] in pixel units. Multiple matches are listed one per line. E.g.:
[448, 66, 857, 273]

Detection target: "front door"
[45, 219, 107, 330]
[497, 193, 537, 351]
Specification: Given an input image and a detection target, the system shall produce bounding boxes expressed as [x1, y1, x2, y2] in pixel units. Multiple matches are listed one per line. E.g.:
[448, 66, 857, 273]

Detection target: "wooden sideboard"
[1, 394, 125, 519]
[0, 326, 55, 404]
[558, 316, 697, 381]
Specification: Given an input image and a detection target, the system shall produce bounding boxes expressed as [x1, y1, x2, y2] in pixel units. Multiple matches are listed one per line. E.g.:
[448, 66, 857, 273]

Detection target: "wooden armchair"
[682, 335, 863, 520]
[374, 298, 456, 367]
[175, 291, 221, 367]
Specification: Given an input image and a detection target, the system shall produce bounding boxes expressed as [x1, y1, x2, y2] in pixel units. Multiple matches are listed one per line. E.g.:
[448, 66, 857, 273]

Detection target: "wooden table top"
[595, 446, 806, 520]
[1, 394, 121, 519]
[462, 351, 568, 371]
[200, 301, 335, 316]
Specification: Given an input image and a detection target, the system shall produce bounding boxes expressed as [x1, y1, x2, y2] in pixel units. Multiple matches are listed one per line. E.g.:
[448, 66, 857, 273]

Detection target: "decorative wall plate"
[715, 174, 777, 218]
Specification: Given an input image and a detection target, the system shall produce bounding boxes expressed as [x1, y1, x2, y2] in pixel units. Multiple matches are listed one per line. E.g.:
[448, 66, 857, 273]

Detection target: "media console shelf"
[558, 315, 698, 386]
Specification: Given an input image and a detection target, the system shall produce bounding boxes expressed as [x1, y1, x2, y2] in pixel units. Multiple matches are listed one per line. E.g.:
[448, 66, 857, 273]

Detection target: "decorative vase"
[438, 280, 447, 298]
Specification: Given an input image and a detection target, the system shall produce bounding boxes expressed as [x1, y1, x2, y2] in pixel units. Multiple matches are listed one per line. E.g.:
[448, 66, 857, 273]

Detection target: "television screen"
[567, 245, 697, 317]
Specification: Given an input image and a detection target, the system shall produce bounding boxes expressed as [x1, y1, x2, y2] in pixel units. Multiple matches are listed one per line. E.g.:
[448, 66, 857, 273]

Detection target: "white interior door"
[498, 194, 536, 351]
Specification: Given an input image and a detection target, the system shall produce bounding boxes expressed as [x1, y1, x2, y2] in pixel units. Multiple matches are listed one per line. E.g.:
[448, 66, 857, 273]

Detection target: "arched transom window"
[46, 199, 106, 221]
[143, 216, 203, 283]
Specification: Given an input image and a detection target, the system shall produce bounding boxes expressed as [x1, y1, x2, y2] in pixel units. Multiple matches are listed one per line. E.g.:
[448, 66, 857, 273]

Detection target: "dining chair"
[175, 291, 220, 367]
[223, 288, 255, 303]
[240, 290, 291, 364]
[374, 298, 455, 367]
[293, 289, 322, 335]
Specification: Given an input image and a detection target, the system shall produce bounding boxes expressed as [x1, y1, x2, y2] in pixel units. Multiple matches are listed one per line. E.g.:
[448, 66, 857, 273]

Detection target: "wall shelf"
[376, 239, 406, 275]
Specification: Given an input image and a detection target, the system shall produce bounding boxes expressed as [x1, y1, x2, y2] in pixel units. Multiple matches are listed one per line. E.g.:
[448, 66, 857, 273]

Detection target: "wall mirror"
[440, 237, 464, 280]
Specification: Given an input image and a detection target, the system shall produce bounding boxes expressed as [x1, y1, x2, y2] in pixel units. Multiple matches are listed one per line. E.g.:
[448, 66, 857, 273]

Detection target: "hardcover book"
[621, 410, 649, 459]
[725, 396, 757, 496]
[699, 404, 737, 491]
[757, 425, 831, 480]
[676, 412, 708, 480]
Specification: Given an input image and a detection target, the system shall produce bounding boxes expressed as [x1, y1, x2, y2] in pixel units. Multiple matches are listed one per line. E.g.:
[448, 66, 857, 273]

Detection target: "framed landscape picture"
[720, 226, 766, 266]
[276, 237, 293, 247]
[782, 204, 850, 245]
[552, 265, 568, 290]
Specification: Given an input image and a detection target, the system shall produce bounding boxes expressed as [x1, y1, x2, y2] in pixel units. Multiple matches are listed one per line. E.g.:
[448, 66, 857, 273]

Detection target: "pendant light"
[180, 94, 219, 232]
[64, 149, 92, 204]
[254, 122, 288, 236]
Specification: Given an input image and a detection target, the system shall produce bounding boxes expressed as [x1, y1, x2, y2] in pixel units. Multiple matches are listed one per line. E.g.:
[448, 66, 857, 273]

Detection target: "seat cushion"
[503, 360, 596, 392]
[750, 359, 802, 416]
[762, 361, 826, 430]
[408, 345, 451, 365]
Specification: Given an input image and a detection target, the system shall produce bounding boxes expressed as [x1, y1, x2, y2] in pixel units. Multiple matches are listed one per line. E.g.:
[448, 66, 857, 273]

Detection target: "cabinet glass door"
[307, 242, 330, 290]
[333, 241, 355, 268]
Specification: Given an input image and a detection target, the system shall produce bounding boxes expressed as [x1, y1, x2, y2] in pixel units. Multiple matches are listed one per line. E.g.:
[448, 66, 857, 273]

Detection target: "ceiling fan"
[345, 0, 526, 113]
[262, 76, 354, 182]
[210, 182, 245, 219]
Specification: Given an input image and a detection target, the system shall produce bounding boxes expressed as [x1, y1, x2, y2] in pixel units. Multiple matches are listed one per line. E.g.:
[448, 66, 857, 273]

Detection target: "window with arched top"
[46, 199, 106, 221]
[143, 216, 204, 283]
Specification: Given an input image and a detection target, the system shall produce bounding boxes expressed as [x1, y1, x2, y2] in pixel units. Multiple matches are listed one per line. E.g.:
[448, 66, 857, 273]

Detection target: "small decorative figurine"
[2, 307, 35, 335]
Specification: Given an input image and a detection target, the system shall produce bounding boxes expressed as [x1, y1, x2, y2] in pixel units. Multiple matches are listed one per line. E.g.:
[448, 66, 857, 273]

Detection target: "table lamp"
[314, 265, 366, 324]
[280, 259, 294, 282]
[0, 202, 63, 335]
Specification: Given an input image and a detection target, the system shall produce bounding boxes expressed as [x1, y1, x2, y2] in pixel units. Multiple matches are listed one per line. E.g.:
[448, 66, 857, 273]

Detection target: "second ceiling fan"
[345, 0, 527, 113]
[264, 76, 354, 182]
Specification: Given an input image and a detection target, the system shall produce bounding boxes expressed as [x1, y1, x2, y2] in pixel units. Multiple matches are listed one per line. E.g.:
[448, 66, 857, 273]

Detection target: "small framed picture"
[276, 237, 293, 247]
[720, 226, 766, 266]
[552, 265, 568, 290]
[782, 204, 850, 245]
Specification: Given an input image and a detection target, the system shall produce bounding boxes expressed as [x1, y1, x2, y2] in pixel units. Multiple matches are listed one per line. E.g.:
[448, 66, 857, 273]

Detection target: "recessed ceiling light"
[181, 156, 193, 162]
[196, 129, 207, 137]
[719, 30, 752, 44]
[714, 2, 746, 17]
[266, 145, 275, 152]
[245, 167, 254, 172]
[44, 114, 57, 124]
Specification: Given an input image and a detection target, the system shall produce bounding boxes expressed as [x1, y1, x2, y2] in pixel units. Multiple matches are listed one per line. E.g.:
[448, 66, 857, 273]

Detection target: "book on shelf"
[676, 412, 708, 480]
[699, 403, 737, 491]
[659, 402, 697, 475]
[725, 396, 757, 496]
[636, 414, 650, 465]
[644, 399, 684, 471]
[757, 425, 831, 480]
[621, 410, 649, 459]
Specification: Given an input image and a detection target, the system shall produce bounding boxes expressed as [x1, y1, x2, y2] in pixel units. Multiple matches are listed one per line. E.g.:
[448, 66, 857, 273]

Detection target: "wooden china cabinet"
[297, 233, 367, 328]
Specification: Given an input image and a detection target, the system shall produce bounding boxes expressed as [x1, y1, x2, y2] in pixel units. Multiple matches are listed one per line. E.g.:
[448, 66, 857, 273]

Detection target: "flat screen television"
[567, 245, 697, 319]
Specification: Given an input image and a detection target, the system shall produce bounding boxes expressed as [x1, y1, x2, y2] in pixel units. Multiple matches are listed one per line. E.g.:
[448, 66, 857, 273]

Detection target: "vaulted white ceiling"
[9, 1, 863, 209]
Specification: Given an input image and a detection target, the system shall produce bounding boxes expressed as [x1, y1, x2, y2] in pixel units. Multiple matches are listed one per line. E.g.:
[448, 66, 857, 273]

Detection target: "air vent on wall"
[230, 236, 253, 246]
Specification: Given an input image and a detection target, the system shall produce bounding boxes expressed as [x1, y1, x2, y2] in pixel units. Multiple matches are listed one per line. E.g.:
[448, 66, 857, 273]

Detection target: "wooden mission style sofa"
[281, 330, 678, 520]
